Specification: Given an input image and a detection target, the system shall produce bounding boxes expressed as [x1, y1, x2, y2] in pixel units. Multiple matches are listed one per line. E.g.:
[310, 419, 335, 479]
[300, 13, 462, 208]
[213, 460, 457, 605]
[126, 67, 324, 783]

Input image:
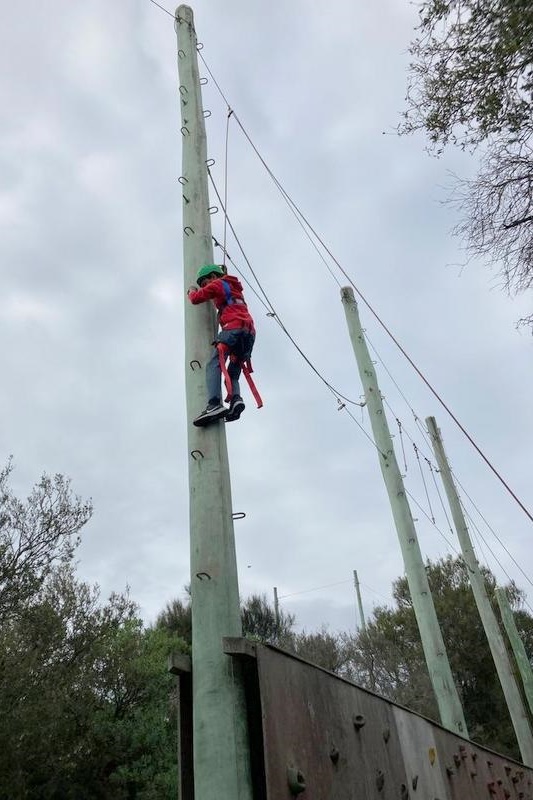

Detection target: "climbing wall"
[242, 640, 533, 800]
[176, 639, 533, 799]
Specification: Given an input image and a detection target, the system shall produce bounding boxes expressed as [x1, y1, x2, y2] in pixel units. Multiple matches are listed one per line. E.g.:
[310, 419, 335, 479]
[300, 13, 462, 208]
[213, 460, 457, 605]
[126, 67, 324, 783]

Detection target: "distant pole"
[273, 586, 280, 630]
[176, 7, 252, 799]
[495, 587, 533, 717]
[353, 570, 366, 631]
[427, 415, 533, 766]
[341, 287, 467, 736]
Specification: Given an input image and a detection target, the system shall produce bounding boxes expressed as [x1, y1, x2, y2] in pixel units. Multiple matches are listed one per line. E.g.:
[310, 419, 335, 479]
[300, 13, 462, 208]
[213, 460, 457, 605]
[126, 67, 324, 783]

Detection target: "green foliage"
[0, 464, 187, 798]
[156, 590, 351, 675]
[347, 556, 532, 759]
[0, 562, 185, 798]
[156, 591, 296, 648]
[156, 594, 192, 646]
[241, 593, 295, 646]
[403, 0, 533, 149]
[0, 459, 93, 617]
[291, 626, 352, 675]
[87, 623, 183, 799]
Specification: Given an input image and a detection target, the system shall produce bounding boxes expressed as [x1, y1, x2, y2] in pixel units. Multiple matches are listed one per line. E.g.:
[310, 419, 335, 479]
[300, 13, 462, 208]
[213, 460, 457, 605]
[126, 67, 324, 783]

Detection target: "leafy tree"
[87, 621, 183, 799]
[345, 556, 532, 759]
[156, 594, 192, 645]
[291, 627, 352, 675]
[401, 0, 533, 328]
[402, 0, 533, 149]
[0, 459, 92, 617]
[0, 464, 186, 798]
[0, 564, 185, 798]
[0, 564, 135, 797]
[241, 593, 295, 646]
[156, 591, 296, 647]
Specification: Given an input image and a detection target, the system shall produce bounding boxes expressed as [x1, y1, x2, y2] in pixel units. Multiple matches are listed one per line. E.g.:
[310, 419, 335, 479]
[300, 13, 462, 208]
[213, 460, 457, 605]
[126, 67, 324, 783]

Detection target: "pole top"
[176, 4, 194, 24]
[340, 286, 355, 302]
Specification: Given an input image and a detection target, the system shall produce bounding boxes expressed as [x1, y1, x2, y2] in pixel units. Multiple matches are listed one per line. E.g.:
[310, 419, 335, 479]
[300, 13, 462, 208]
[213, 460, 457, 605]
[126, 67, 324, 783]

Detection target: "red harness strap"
[217, 343, 233, 400]
[216, 343, 263, 409]
[240, 358, 263, 408]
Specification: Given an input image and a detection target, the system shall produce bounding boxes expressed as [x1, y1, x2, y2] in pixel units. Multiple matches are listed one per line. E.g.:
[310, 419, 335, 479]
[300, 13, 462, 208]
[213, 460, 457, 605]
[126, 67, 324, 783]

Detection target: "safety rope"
[222, 108, 233, 269]
[396, 419, 408, 474]
[413, 443, 435, 524]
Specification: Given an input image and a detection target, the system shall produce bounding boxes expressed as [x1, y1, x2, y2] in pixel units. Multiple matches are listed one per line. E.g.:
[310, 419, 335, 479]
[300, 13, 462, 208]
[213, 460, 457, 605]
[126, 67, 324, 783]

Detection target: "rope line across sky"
[210, 136, 533, 609]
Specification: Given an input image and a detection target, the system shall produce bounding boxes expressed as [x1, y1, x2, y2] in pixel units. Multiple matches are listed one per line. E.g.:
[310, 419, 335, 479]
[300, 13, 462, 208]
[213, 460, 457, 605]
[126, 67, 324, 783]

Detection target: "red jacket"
[188, 274, 255, 333]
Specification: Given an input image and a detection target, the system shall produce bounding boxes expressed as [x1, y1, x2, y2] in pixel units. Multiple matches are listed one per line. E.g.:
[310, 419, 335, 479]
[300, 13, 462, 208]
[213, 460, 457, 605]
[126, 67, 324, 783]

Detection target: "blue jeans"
[206, 328, 255, 403]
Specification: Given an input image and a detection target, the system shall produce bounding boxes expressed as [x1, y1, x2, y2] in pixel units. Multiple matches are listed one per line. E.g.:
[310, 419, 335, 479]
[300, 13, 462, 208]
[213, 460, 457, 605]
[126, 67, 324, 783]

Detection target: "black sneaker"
[193, 402, 227, 427]
[225, 395, 245, 422]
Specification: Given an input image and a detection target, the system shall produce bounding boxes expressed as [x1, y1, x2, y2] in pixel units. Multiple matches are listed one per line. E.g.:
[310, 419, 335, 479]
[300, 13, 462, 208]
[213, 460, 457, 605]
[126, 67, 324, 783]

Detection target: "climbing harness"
[216, 279, 262, 407]
[221, 279, 244, 308]
[217, 343, 263, 409]
[216, 277, 249, 322]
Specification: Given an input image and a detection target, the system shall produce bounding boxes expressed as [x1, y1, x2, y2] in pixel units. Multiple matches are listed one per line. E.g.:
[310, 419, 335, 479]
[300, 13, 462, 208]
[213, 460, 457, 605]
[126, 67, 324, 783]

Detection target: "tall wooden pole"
[341, 287, 468, 736]
[353, 569, 366, 631]
[273, 586, 280, 630]
[176, 7, 253, 798]
[427, 415, 533, 766]
[495, 587, 533, 717]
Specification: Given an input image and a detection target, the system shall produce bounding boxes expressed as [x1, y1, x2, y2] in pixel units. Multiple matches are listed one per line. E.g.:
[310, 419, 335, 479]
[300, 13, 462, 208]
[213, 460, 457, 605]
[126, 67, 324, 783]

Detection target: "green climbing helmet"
[196, 264, 224, 285]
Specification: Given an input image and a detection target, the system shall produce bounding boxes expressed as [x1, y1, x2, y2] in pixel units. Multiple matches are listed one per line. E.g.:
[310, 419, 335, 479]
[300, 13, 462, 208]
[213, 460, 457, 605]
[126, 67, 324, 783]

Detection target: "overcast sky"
[1, 0, 531, 635]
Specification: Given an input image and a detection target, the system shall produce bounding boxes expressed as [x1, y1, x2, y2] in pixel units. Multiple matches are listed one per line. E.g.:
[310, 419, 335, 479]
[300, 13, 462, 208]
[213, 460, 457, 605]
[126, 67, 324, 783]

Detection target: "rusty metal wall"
[178, 640, 533, 799]
[252, 642, 533, 800]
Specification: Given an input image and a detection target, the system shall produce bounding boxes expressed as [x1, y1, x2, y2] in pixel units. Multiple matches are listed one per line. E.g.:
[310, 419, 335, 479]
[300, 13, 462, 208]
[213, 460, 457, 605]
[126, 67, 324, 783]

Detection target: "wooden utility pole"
[341, 287, 468, 736]
[353, 569, 366, 631]
[427, 416, 533, 766]
[273, 586, 280, 630]
[495, 587, 533, 717]
[176, 6, 253, 798]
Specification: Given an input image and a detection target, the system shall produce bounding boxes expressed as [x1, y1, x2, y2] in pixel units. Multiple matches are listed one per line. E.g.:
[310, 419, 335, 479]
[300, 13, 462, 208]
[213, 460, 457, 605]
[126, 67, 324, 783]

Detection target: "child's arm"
[187, 280, 223, 305]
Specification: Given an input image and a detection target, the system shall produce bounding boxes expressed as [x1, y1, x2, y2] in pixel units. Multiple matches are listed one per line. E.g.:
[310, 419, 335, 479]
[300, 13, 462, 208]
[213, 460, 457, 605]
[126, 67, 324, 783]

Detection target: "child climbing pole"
[187, 264, 262, 427]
